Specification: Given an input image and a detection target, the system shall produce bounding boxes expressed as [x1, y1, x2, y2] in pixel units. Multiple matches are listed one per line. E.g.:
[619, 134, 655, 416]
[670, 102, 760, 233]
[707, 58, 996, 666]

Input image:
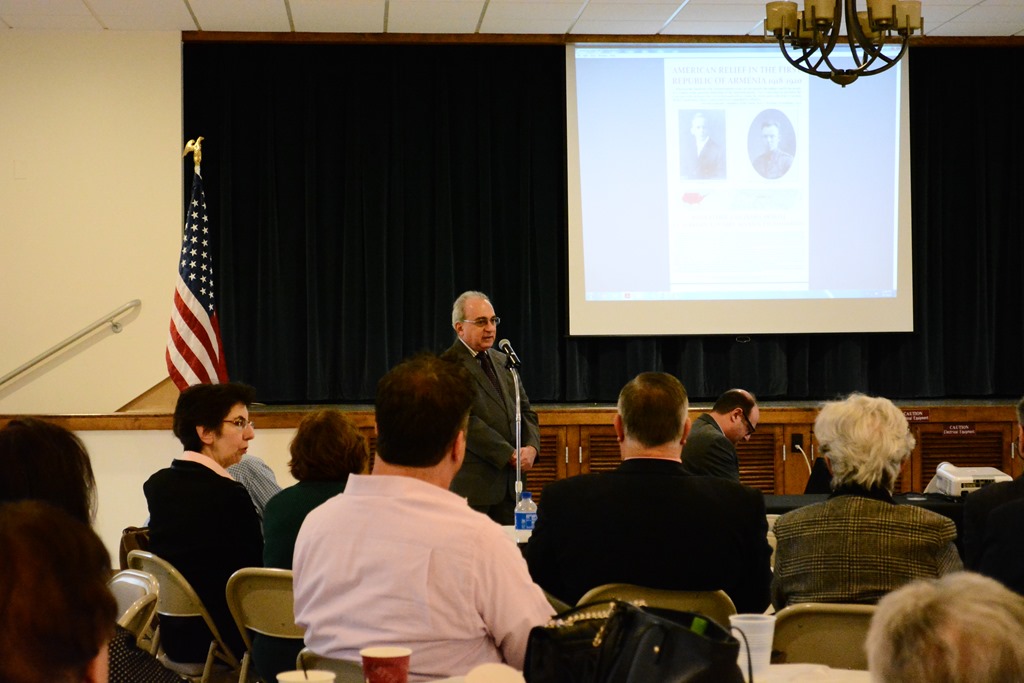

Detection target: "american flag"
[165, 171, 229, 389]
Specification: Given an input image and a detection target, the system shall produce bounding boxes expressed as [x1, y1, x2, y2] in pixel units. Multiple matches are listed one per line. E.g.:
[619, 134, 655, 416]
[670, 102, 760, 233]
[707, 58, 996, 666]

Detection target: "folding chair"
[772, 602, 877, 670]
[127, 549, 240, 683]
[108, 568, 160, 652]
[226, 567, 305, 683]
[296, 647, 365, 683]
[577, 582, 738, 628]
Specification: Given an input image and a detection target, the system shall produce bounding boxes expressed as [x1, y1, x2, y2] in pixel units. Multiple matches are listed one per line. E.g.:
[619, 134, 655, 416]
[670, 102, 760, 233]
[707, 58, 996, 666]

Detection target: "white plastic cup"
[729, 613, 776, 679]
[277, 671, 336, 682]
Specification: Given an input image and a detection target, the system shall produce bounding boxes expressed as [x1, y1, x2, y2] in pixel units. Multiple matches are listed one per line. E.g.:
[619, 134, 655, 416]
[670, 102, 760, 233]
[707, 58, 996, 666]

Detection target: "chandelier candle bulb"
[867, 0, 895, 27]
[898, 0, 922, 31]
[857, 11, 880, 37]
[796, 11, 815, 40]
[807, 0, 835, 26]
[766, 1, 798, 33]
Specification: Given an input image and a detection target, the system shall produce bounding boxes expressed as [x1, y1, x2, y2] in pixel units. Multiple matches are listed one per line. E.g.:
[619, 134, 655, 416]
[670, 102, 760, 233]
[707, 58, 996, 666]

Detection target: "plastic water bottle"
[514, 492, 538, 542]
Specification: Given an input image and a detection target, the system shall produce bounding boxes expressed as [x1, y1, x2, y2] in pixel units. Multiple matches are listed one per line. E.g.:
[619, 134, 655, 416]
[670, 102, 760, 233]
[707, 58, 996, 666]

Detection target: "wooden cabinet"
[529, 404, 1018, 499]
[528, 423, 618, 501]
[736, 425, 783, 493]
[910, 420, 1016, 490]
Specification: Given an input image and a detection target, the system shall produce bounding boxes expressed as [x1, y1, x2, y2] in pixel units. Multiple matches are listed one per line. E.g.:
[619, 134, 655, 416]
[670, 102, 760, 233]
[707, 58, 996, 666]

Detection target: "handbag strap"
[729, 625, 755, 683]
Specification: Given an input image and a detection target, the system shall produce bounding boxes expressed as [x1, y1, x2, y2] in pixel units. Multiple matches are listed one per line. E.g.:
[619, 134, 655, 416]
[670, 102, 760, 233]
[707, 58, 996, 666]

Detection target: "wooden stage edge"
[0, 401, 1016, 432]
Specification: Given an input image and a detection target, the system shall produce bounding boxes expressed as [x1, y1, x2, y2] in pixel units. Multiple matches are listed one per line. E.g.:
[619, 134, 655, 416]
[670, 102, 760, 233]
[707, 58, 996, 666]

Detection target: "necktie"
[478, 351, 505, 400]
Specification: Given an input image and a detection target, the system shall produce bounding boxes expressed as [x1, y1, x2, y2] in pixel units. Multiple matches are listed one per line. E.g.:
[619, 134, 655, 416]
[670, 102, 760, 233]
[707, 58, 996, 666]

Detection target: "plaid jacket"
[771, 494, 962, 609]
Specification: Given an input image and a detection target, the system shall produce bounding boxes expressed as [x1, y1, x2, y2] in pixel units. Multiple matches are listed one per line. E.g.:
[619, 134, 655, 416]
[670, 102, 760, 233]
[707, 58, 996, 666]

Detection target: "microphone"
[497, 339, 522, 369]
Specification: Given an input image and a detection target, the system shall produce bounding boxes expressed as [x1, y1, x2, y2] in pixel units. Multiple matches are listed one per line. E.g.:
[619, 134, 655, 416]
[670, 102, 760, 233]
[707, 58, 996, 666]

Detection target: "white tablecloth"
[433, 664, 870, 682]
[754, 664, 871, 682]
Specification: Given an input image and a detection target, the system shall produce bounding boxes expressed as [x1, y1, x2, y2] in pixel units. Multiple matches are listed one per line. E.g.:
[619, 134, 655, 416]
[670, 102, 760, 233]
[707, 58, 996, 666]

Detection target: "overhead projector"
[926, 462, 1012, 498]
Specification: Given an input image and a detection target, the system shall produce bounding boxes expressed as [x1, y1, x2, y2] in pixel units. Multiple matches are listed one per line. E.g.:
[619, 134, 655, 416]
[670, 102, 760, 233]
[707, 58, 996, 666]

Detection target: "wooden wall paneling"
[913, 422, 1012, 492]
[359, 426, 378, 473]
[781, 425, 814, 494]
[579, 425, 619, 474]
[531, 426, 570, 500]
[1012, 424, 1023, 478]
[736, 427, 780, 493]
[5, 404, 1016, 495]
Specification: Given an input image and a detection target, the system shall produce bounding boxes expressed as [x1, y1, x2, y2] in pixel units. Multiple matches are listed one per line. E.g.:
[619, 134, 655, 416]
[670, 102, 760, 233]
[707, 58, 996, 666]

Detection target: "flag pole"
[183, 136, 204, 175]
[167, 134, 229, 389]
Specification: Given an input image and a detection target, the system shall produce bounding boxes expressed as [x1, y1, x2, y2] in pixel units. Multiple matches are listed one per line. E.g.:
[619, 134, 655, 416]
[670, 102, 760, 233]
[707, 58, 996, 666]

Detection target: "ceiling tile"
[571, 18, 667, 33]
[956, 4, 1024, 22]
[578, 3, 679, 21]
[189, 0, 290, 32]
[485, 2, 580, 21]
[927, 20, 1024, 35]
[291, 0, 384, 32]
[662, 19, 766, 35]
[388, 1, 484, 33]
[0, 0, 98, 30]
[0, 0, 1015, 37]
[481, 2, 579, 32]
[675, 4, 767, 21]
[479, 17, 575, 32]
[87, 0, 196, 31]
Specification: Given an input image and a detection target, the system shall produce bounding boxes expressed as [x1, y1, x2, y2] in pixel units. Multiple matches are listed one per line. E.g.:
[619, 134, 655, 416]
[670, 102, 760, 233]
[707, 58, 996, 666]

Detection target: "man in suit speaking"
[443, 291, 540, 524]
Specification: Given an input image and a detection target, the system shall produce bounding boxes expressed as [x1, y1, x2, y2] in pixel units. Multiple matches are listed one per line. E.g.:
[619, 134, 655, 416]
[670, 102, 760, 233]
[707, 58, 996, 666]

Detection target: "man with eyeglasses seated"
[442, 290, 540, 525]
[680, 389, 759, 482]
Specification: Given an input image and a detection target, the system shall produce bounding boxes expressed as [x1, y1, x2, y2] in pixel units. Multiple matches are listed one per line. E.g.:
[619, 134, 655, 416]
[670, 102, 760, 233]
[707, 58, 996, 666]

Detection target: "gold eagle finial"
[183, 136, 204, 175]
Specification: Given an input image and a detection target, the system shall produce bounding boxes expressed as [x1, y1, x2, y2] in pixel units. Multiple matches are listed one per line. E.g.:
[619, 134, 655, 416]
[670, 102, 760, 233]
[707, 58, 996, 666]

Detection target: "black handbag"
[524, 600, 750, 683]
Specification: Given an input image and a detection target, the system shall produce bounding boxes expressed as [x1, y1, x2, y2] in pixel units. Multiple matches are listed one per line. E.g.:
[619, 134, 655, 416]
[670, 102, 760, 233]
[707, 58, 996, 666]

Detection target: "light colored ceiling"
[0, 0, 1021, 37]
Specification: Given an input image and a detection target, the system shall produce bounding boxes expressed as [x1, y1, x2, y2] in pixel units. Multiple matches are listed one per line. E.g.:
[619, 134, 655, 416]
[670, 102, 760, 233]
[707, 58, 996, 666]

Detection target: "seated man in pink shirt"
[293, 353, 553, 681]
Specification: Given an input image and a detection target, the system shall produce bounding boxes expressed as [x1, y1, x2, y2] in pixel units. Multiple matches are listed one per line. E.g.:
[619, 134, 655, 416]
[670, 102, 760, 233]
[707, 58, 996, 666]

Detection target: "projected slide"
[567, 44, 912, 335]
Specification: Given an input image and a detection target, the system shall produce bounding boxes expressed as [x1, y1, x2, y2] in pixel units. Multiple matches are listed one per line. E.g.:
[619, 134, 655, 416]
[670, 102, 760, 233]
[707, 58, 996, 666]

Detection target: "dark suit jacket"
[526, 458, 772, 612]
[963, 476, 1024, 569]
[144, 459, 264, 662]
[680, 413, 740, 481]
[443, 340, 540, 506]
[977, 496, 1024, 595]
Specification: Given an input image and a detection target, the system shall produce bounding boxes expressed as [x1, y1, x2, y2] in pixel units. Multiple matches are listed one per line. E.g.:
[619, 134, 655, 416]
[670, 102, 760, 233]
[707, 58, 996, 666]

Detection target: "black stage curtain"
[183, 43, 1024, 404]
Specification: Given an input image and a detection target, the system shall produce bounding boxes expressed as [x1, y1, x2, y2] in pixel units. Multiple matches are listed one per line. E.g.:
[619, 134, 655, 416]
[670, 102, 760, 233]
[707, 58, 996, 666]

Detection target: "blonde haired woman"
[772, 393, 962, 609]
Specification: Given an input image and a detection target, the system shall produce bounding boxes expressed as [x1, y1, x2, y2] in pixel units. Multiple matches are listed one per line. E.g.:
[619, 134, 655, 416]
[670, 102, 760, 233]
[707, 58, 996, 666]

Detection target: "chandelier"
[765, 0, 923, 86]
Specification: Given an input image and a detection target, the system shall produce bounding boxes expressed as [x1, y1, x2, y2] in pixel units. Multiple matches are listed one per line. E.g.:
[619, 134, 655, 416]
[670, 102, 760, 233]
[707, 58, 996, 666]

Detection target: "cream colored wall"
[0, 31, 183, 413]
[82, 427, 299, 564]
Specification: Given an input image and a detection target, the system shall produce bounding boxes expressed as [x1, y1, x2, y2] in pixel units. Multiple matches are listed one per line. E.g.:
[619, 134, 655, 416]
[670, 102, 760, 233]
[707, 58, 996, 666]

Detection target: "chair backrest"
[127, 550, 207, 618]
[119, 526, 151, 570]
[108, 568, 160, 615]
[126, 548, 239, 668]
[296, 648, 365, 683]
[226, 567, 304, 652]
[766, 514, 780, 569]
[576, 583, 738, 627]
[117, 592, 159, 639]
[772, 602, 877, 670]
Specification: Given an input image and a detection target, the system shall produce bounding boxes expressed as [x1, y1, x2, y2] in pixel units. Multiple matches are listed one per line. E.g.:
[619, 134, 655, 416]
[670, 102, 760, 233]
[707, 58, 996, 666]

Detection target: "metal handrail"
[0, 299, 142, 389]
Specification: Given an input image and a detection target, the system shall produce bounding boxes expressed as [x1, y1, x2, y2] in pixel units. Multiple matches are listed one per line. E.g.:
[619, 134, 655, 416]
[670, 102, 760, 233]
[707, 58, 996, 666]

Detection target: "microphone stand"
[504, 355, 524, 500]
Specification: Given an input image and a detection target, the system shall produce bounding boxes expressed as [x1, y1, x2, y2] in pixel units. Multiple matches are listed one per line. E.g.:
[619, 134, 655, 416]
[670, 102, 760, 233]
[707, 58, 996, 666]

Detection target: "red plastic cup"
[360, 646, 412, 683]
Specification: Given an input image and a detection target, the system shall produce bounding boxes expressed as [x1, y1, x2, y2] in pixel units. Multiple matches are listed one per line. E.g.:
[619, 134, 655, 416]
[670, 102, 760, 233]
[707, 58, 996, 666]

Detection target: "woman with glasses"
[144, 382, 264, 668]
